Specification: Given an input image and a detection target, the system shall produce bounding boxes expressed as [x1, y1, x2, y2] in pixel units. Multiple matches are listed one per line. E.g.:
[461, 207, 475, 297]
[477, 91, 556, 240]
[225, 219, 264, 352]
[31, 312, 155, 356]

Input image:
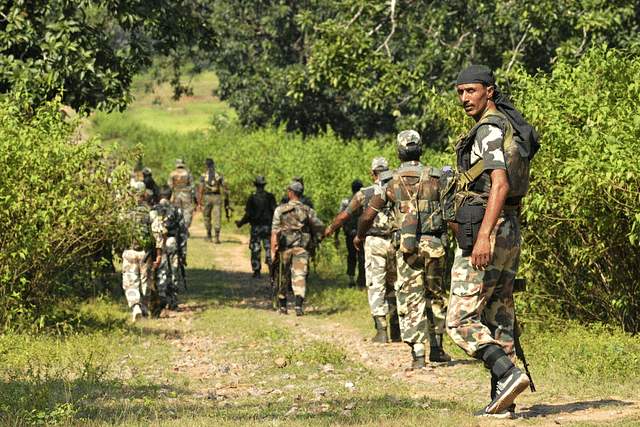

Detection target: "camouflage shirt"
[168, 168, 196, 197]
[346, 182, 395, 237]
[272, 200, 324, 249]
[199, 169, 225, 194]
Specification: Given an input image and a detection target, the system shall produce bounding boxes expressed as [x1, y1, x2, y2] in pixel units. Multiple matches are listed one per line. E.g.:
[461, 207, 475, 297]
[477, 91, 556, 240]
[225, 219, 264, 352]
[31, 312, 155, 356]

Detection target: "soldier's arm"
[354, 192, 384, 246]
[472, 168, 508, 270]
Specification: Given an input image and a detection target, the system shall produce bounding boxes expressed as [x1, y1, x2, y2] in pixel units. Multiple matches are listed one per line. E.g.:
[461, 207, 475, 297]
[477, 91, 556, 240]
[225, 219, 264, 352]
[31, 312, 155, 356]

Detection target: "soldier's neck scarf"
[205, 158, 215, 187]
[456, 65, 541, 160]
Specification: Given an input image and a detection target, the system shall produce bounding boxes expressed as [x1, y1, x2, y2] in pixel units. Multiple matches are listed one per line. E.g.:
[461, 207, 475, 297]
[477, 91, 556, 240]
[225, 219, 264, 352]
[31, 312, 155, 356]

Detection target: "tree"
[0, 0, 217, 114]
[208, 0, 640, 143]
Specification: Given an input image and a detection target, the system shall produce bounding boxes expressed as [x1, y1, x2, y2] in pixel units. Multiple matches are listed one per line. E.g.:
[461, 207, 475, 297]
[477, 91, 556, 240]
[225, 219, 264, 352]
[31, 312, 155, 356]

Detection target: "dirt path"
[157, 212, 640, 426]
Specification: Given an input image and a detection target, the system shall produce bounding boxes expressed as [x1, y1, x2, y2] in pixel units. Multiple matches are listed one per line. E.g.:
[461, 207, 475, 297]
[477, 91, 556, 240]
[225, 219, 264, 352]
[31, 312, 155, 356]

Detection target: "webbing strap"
[458, 111, 514, 187]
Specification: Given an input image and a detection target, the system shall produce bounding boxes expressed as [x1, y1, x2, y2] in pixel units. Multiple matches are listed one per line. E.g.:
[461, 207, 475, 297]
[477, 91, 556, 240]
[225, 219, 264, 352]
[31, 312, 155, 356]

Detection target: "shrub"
[0, 92, 132, 331]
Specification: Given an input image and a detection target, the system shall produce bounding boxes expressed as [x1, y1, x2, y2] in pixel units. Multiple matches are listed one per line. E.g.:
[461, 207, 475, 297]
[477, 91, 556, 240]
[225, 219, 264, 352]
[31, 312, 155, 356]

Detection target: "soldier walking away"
[271, 180, 325, 316]
[198, 158, 227, 244]
[324, 157, 401, 343]
[168, 158, 197, 230]
[446, 65, 540, 419]
[236, 175, 277, 278]
[142, 167, 161, 205]
[121, 182, 164, 322]
[334, 179, 365, 289]
[357, 131, 452, 369]
[153, 185, 188, 313]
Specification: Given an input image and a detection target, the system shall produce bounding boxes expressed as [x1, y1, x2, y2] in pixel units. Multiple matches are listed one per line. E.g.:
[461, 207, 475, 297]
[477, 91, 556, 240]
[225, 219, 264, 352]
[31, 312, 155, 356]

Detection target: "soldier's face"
[457, 83, 494, 121]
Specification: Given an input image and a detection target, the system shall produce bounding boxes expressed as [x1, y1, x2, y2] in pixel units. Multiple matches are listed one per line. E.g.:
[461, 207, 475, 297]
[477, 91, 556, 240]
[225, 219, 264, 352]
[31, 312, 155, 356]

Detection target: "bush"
[0, 92, 132, 331]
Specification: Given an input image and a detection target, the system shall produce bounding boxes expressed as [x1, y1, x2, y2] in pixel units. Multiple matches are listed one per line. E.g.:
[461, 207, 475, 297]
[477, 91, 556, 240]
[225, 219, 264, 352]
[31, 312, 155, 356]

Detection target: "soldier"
[356, 131, 452, 369]
[446, 65, 539, 418]
[142, 167, 161, 205]
[334, 179, 365, 289]
[270, 179, 325, 316]
[121, 182, 164, 322]
[198, 158, 227, 244]
[153, 184, 188, 313]
[168, 158, 197, 230]
[236, 175, 277, 278]
[324, 157, 401, 343]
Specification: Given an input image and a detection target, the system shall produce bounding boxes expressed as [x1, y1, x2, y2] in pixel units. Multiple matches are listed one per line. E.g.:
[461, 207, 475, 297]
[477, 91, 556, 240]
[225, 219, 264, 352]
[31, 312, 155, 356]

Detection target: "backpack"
[153, 202, 180, 236]
[125, 203, 153, 249]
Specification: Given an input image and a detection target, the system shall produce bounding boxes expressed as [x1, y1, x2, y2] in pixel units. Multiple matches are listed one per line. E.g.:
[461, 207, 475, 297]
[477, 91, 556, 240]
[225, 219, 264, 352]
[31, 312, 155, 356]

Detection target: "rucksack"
[125, 203, 153, 249]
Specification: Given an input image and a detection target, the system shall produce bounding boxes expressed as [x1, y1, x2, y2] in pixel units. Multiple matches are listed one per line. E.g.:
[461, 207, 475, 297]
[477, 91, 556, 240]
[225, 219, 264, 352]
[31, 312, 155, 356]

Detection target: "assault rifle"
[513, 277, 536, 392]
[224, 196, 234, 221]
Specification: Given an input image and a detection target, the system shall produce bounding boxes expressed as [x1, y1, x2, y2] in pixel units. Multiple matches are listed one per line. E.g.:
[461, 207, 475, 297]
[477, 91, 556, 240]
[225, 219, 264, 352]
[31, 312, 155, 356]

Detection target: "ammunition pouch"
[455, 205, 485, 251]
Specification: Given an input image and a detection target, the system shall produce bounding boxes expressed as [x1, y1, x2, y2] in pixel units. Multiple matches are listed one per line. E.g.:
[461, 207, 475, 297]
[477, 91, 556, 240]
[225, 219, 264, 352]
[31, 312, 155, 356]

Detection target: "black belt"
[204, 191, 220, 195]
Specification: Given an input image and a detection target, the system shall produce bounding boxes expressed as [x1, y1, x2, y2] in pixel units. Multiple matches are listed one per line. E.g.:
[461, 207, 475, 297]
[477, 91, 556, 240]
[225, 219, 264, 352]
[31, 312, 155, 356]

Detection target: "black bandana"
[457, 65, 541, 160]
[205, 158, 216, 187]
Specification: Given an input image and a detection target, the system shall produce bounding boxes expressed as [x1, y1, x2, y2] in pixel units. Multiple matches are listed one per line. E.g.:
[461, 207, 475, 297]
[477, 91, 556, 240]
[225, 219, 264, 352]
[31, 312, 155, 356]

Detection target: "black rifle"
[513, 277, 535, 392]
[224, 196, 234, 221]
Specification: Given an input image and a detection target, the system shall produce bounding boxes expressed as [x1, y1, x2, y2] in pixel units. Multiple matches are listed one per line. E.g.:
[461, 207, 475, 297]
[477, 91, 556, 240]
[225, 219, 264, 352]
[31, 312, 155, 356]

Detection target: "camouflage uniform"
[199, 163, 226, 241]
[153, 198, 188, 311]
[363, 131, 450, 364]
[271, 183, 324, 312]
[168, 159, 197, 228]
[122, 198, 163, 314]
[347, 180, 397, 319]
[446, 109, 525, 361]
[236, 176, 277, 275]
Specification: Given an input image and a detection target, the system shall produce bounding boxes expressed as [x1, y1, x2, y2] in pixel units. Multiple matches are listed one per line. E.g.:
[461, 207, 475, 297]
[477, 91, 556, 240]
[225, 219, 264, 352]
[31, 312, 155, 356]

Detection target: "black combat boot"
[429, 334, 452, 362]
[214, 230, 221, 244]
[389, 312, 402, 342]
[372, 316, 389, 343]
[279, 298, 288, 315]
[295, 295, 304, 316]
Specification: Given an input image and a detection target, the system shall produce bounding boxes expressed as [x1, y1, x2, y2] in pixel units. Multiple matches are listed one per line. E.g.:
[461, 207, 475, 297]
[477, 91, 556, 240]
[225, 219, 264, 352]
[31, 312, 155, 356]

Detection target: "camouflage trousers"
[278, 247, 309, 300]
[396, 236, 448, 357]
[250, 225, 272, 272]
[175, 191, 195, 228]
[122, 249, 151, 310]
[364, 235, 397, 317]
[202, 193, 223, 234]
[447, 214, 521, 364]
[157, 237, 185, 309]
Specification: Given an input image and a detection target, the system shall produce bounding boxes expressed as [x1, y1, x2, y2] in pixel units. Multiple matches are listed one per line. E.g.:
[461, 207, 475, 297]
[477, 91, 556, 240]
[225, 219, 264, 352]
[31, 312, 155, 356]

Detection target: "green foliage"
[0, 0, 216, 113]
[512, 44, 640, 333]
[207, 0, 640, 142]
[0, 92, 132, 331]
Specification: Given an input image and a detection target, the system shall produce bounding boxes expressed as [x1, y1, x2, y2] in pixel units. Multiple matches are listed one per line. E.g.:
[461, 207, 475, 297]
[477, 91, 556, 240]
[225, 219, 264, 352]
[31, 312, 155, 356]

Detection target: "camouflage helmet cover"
[174, 158, 186, 168]
[397, 130, 421, 150]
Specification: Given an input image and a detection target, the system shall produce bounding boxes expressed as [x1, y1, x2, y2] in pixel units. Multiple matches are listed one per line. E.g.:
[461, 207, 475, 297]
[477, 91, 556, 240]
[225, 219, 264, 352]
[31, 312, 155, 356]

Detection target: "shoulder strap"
[458, 111, 514, 186]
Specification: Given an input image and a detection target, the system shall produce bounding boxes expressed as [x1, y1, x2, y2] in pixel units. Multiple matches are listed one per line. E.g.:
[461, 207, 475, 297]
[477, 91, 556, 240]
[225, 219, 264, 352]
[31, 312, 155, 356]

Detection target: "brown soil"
[158, 212, 640, 426]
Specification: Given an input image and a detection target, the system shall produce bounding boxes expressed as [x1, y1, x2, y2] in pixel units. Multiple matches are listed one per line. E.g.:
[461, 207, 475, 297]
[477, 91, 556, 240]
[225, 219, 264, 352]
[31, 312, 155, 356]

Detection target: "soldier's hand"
[471, 236, 492, 271]
[353, 236, 363, 249]
[153, 256, 161, 269]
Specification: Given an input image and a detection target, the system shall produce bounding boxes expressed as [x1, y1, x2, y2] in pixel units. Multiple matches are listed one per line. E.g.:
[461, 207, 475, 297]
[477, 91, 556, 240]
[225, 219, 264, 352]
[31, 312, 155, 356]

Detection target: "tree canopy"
[0, 0, 216, 113]
[208, 0, 640, 143]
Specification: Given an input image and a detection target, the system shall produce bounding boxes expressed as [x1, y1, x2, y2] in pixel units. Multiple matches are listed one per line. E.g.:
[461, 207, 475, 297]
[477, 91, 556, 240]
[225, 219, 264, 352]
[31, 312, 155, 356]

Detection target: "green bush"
[0, 92, 132, 331]
[515, 44, 640, 333]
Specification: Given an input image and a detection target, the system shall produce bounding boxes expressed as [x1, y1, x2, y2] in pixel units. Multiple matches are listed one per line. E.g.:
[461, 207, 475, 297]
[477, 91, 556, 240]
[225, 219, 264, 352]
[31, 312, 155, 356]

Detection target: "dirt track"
[158, 212, 640, 425]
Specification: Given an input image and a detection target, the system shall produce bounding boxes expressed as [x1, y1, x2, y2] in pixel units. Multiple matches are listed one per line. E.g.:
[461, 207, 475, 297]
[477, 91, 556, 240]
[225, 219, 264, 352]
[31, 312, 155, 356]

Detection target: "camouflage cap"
[371, 157, 389, 172]
[285, 180, 304, 193]
[131, 181, 146, 195]
[397, 130, 421, 150]
[174, 158, 186, 168]
[142, 167, 152, 176]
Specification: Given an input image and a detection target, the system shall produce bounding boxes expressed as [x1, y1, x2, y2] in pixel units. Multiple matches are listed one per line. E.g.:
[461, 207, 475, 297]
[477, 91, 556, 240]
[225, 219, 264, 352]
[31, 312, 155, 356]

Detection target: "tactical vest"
[153, 202, 180, 237]
[202, 170, 221, 193]
[392, 164, 445, 253]
[278, 203, 313, 249]
[454, 110, 530, 210]
[361, 183, 394, 237]
[342, 194, 360, 235]
[126, 203, 153, 250]
[171, 169, 191, 192]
